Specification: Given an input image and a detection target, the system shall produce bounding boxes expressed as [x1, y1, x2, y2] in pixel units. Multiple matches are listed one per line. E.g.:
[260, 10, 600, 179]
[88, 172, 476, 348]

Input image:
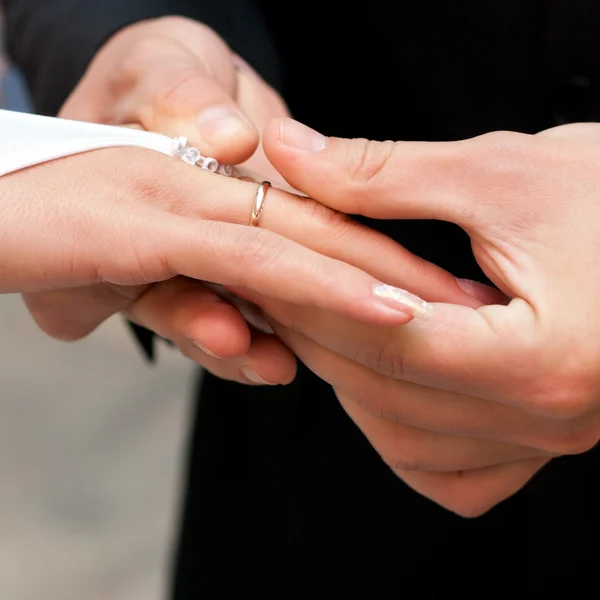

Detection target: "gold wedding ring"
[250, 181, 271, 227]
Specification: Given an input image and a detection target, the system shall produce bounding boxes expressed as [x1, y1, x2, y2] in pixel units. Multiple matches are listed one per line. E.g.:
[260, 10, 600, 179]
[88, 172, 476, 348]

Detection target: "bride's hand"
[27, 14, 292, 383]
[4, 142, 479, 380]
[29, 14, 298, 383]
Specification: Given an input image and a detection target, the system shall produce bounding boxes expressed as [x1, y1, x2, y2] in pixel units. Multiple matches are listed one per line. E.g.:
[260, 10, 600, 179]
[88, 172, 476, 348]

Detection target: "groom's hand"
[250, 117, 600, 514]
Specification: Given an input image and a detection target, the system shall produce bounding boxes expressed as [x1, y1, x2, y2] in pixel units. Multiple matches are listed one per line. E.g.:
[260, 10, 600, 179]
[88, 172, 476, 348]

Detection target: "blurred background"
[0, 12, 196, 600]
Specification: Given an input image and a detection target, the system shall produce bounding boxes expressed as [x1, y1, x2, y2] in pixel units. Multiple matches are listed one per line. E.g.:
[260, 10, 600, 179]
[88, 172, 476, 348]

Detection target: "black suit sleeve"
[4, 0, 283, 360]
[4, 0, 283, 115]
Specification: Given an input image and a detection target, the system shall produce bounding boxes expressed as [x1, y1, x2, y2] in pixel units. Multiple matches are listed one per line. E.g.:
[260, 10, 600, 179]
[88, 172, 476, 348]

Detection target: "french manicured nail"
[191, 340, 224, 359]
[373, 284, 433, 317]
[278, 118, 327, 152]
[241, 367, 277, 385]
[197, 106, 252, 141]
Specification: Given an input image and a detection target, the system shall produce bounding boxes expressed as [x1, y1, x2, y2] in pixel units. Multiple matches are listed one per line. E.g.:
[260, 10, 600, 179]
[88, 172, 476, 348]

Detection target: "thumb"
[123, 51, 258, 163]
[62, 21, 258, 164]
[263, 117, 475, 225]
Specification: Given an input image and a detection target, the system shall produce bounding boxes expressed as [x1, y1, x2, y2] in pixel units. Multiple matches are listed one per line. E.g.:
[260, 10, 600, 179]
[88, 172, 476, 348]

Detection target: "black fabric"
[6, 0, 600, 597]
[4, 0, 282, 115]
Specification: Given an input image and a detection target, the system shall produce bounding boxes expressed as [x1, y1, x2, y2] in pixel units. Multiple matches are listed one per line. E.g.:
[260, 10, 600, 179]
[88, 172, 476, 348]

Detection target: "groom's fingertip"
[275, 117, 328, 152]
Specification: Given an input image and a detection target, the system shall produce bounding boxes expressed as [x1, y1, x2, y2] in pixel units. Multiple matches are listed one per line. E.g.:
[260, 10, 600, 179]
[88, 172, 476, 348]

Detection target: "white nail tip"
[373, 284, 433, 316]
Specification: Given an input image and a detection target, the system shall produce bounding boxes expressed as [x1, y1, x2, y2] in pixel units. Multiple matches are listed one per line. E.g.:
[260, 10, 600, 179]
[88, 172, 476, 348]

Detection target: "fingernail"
[278, 118, 327, 152]
[197, 106, 252, 141]
[373, 284, 433, 317]
[241, 367, 277, 385]
[236, 305, 274, 334]
[191, 340, 224, 359]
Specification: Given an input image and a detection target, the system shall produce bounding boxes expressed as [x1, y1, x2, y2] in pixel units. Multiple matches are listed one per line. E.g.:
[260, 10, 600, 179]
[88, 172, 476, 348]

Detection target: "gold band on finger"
[250, 181, 271, 227]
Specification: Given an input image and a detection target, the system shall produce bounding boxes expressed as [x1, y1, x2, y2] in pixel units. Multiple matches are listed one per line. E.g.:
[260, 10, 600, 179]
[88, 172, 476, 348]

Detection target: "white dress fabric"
[0, 109, 225, 176]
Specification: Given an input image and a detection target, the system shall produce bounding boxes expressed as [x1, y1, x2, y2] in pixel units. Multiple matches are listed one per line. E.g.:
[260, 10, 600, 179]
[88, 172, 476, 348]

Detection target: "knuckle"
[524, 362, 598, 420]
[234, 228, 285, 273]
[543, 422, 600, 455]
[352, 336, 415, 381]
[502, 333, 600, 421]
[346, 138, 396, 189]
[475, 129, 525, 150]
[471, 130, 527, 159]
[151, 68, 211, 112]
[114, 36, 176, 97]
[121, 45, 227, 118]
[527, 388, 590, 421]
[299, 198, 352, 239]
[131, 160, 180, 209]
[126, 149, 200, 215]
[465, 130, 532, 180]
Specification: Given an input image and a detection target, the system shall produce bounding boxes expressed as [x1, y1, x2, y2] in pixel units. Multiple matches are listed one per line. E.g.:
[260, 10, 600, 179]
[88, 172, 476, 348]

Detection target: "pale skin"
[17, 16, 600, 516]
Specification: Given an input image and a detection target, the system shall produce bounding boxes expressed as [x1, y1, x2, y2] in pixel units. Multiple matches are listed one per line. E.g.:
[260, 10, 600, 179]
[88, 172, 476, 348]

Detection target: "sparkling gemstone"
[173, 136, 188, 156]
[183, 147, 201, 164]
[202, 157, 219, 172]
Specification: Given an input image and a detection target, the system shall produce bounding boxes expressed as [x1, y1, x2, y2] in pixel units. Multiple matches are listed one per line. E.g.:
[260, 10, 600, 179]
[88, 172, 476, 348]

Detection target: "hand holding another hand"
[37, 15, 290, 384]
[247, 118, 600, 515]
[19, 16, 478, 386]
[7, 141, 471, 380]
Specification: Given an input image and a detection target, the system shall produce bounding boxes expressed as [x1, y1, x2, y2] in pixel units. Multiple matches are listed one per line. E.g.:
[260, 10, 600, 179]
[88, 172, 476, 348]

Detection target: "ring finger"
[168, 165, 485, 307]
